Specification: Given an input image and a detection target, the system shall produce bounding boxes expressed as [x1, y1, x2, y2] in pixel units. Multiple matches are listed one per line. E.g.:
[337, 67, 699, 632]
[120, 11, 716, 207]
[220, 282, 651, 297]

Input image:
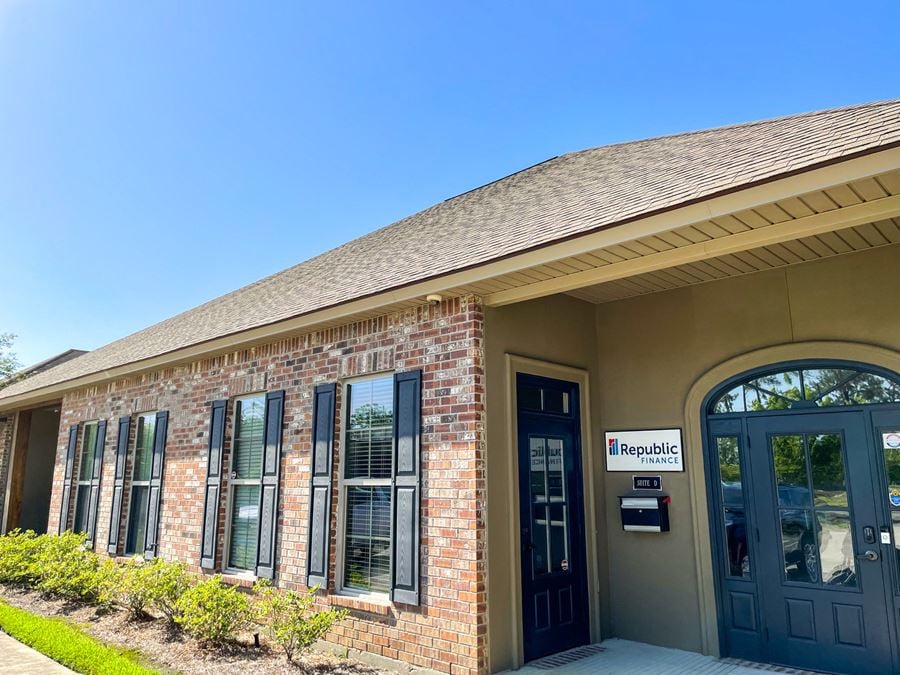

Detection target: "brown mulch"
[0, 585, 390, 675]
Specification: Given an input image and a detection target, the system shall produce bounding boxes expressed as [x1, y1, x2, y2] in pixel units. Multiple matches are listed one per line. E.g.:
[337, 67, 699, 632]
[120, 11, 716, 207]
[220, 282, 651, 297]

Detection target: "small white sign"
[882, 531, 892, 545]
[884, 432, 900, 451]
[605, 428, 684, 472]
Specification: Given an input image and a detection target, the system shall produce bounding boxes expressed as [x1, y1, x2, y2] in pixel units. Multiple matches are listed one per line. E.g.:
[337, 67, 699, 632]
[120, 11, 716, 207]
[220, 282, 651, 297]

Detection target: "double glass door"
[747, 412, 893, 673]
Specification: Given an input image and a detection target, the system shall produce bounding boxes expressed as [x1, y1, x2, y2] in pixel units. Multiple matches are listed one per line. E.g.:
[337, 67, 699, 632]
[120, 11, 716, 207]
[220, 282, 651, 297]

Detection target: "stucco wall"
[484, 294, 610, 672]
[594, 244, 900, 653]
[483, 244, 900, 667]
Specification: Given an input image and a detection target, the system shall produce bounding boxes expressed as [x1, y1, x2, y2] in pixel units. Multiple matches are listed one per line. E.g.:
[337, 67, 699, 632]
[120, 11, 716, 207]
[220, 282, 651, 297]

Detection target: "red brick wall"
[0, 416, 12, 530]
[48, 296, 487, 674]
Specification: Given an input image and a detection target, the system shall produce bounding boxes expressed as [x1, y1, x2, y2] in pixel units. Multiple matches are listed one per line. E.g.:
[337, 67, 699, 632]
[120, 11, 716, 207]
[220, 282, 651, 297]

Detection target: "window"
[225, 394, 265, 572]
[340, 376, 394, 594]
[72, 422, 98, 534]
[125, 413, 156, 555]
[712, 365, 900, 414]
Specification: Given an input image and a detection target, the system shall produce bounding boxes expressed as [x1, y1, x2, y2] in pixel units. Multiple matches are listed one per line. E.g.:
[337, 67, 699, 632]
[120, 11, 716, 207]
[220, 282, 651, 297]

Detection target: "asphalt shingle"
[3, 99, 899, 400]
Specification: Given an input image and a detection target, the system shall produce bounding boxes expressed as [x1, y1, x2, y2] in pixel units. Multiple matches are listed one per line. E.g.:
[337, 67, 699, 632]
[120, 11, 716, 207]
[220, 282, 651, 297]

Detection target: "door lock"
[863, 526, 876, 545]
[857, 550, 879, 562]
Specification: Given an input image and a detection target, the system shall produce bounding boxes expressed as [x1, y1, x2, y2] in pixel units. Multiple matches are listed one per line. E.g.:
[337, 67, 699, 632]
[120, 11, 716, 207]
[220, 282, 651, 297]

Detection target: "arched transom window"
[712, 364, 900, 414]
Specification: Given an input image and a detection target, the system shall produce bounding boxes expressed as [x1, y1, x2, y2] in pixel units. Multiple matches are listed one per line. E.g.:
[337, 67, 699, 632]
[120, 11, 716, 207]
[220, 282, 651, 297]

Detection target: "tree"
[0, 333, 22, 390]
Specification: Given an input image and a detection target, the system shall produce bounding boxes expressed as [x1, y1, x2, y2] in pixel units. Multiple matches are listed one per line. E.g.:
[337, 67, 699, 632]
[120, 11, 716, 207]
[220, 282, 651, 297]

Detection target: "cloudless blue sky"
[2, 1, 899, 366]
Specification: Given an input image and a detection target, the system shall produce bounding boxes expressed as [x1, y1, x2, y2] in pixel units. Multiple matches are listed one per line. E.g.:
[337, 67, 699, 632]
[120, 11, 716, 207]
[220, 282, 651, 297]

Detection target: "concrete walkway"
[0, 631, 76, 674]
[511, 638, 820, 674]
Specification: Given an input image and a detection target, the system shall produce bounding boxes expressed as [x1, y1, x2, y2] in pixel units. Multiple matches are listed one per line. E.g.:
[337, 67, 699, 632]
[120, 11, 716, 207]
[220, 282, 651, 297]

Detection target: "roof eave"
[2, 142, 899, 412]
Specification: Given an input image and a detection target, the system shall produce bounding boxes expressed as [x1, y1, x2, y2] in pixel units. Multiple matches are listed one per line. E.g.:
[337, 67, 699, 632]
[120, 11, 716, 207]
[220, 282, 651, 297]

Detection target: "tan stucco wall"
[484, 294, 610, 672]
[484, 244, 900, 669]
[595, 244, 900, 653]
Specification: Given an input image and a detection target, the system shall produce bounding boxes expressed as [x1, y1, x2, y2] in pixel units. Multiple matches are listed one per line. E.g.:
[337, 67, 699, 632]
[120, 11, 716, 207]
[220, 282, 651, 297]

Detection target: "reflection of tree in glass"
[349, 404, 393, 429]
[714, 367, 900, 413]
[717, 437, 741, 482]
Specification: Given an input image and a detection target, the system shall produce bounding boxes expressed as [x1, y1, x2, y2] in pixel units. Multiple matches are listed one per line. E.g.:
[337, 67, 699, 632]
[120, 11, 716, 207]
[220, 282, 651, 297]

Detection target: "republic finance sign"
[605, 428, 684, 472]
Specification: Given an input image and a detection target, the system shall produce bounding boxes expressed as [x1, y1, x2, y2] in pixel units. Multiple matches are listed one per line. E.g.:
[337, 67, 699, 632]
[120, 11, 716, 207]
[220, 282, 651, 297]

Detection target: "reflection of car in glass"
[721, 482, 750, 577]
[722, 483, 846, 584]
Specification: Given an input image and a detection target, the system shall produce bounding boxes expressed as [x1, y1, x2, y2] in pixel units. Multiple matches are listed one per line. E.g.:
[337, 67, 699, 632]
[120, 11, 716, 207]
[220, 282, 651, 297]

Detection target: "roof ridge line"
[561, 98, 900, 158]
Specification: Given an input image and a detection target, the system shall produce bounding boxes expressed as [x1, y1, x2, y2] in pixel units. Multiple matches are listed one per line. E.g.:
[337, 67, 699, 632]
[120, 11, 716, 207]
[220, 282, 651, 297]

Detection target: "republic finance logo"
[608, 437, 620, 456]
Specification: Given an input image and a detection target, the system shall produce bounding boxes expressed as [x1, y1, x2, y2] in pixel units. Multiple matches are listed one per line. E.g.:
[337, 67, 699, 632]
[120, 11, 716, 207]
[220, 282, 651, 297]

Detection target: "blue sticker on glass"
[890, 489, 900, 507]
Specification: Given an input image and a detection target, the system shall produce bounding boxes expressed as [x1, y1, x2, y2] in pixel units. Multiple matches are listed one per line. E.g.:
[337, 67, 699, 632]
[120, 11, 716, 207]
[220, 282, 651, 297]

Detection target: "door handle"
[857, 550, 879, 562]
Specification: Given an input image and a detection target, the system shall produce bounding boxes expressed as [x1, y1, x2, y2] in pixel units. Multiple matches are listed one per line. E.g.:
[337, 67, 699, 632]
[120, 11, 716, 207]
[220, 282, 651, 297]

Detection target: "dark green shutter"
[107, 416, 131, 555]
[84, 420, 107, 549]
[200, 400, 227, 569]
[143, 410, 168, 559]
[58, 425, 79, 534]
[306, 383, 336, 588]
[255, 390, 285, 579]
[391, 370, 422, 605]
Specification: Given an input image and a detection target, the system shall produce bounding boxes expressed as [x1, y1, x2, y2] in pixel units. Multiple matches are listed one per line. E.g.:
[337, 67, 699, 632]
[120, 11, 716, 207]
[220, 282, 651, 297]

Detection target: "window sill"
[328, 593, 392, 616]
[219, 572, 257, 589]
[114, 555, 144, 564]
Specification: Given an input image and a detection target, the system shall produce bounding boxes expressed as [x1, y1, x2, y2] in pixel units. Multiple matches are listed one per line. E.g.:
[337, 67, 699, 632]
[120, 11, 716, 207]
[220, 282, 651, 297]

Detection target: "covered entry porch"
[481, 160, 900, 672]
[2, 405, 62, 535]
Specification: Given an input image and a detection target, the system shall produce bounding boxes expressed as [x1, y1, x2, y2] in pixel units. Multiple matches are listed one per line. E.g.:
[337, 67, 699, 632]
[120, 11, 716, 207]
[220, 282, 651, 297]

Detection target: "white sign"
[884, 432, 900, 451]
[605, 428, 684, 472]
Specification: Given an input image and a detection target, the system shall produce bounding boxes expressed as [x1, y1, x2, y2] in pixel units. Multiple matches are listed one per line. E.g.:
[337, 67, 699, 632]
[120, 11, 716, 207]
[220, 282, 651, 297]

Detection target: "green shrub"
[253, 580, 347, 662]
[34, 531, 106, 602]
[0, 529, 43, 585]
[175, 575, 250, 644]
[117, 557, 153, 619]
[143, 557, 189, 623]
[118, 557, 189, 622]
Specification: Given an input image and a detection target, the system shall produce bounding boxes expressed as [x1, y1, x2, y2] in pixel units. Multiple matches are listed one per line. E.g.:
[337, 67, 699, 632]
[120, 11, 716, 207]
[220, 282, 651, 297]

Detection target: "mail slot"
[619, 496, 670, 533]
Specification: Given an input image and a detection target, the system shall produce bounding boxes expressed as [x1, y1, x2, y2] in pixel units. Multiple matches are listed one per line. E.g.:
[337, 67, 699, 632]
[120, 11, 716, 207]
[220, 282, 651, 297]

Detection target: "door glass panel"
[809, 434, 847, 507]
[711, 366, 900, 413]
[771, 431, 858, 588]
[548, 504, 569, 573]
[529, 437, 546, 503]
[532, 505, 549, 577]
[717, 436, 751, 578]
[891, 512, 900, 583]
[543, 390, 570, 415]
[883, 430, 900, 507]
[773, 435, 811, 508]
[780, 509, 818, 583]
[817, 511, 856, 587]
[547, 439, 565, 502]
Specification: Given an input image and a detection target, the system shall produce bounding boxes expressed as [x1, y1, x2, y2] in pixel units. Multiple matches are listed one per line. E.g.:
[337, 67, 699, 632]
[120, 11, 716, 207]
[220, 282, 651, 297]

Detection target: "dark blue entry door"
[517, 373, 589, 662]
[747, 412, 893, 674]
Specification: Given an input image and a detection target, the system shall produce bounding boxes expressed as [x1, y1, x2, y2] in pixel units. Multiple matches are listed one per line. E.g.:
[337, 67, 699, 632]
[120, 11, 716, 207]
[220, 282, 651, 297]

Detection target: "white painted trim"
[123, 411, 156, 556]
[503, 354, 600, 668]
[222, 393, 267, 575]
[683, 341, 900, 656]
[2, 148, 899, 411]
[333, 371, 394, 601]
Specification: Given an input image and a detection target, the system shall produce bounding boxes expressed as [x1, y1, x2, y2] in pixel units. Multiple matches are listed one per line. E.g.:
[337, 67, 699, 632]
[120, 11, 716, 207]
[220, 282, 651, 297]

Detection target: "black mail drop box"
[619, 496, 670, 533]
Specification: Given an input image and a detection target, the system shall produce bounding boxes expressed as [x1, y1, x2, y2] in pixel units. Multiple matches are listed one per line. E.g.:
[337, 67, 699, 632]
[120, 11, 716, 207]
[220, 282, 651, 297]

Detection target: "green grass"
[0, 600, 159, 674]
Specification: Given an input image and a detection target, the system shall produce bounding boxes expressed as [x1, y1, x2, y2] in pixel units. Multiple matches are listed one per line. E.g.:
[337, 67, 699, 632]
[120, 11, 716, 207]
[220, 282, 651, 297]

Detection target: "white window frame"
[124, 411, 156, 556]
[72, 420, 99, 535]
[222, 392, 266, 577]
[335, 372, 395, 599]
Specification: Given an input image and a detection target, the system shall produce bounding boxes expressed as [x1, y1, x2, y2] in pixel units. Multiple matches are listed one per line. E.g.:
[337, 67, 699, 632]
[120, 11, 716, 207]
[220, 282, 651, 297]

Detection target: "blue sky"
[2, 1, 899, 367]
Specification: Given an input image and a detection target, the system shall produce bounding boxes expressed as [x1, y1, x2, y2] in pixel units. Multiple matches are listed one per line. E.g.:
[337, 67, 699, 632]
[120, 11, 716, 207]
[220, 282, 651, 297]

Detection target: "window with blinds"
[72, 422, 98, 535]
[125, 413, 156, 555]
[226, 394, 265, 572]
[341, 376, 394, 594]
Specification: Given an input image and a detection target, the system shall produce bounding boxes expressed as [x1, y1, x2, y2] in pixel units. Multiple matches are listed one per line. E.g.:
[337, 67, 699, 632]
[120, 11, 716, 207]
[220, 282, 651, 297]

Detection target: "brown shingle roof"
[4, 99, 900, 401]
